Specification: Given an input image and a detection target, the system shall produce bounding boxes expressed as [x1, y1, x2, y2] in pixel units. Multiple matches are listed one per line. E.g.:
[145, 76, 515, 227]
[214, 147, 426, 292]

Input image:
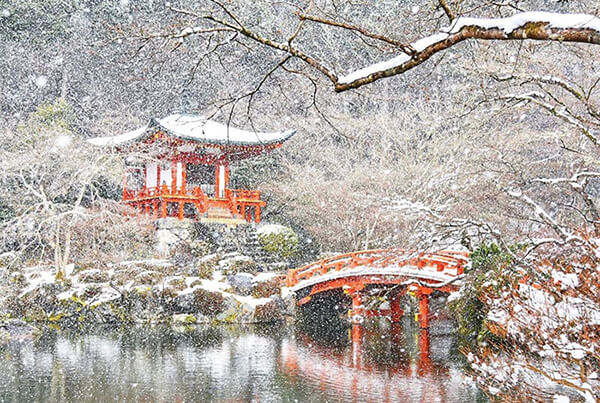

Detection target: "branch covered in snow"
[335, 12, 600, 91]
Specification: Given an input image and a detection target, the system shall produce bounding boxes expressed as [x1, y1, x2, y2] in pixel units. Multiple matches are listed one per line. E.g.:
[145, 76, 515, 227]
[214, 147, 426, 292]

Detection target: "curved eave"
[87, 115, 296, 149]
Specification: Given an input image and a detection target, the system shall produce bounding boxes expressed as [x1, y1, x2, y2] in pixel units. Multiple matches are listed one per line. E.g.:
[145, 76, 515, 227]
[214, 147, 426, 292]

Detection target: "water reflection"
[0, 321, 483, 402]
[285, 319, 481, 402]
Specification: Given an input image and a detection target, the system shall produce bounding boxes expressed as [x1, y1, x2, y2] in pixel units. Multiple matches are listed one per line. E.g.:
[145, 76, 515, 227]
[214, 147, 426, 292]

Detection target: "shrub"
[257, 224, 299, 259]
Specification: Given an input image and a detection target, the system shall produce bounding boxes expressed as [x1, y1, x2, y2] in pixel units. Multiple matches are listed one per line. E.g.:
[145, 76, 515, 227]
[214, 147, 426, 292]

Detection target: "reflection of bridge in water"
[279, 323, 472, 402]
[287, 249, 469, 328]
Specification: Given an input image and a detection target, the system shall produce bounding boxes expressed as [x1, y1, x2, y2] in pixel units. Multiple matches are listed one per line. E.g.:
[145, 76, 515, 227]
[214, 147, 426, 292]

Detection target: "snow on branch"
[336, 12, 600, 91]
[499, 91, 599, 145]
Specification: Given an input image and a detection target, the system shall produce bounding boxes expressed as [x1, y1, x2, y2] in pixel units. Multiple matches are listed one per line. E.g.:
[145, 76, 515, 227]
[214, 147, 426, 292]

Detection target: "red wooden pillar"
[348, 289, 363, 324]
[178, 201, 184, 220]
[418, 290, 431, 329]
[171, 159, 177, 194]
[255, 206, 261, 223]
[153, 200, 159, 219]
[160, 200, 167, 219]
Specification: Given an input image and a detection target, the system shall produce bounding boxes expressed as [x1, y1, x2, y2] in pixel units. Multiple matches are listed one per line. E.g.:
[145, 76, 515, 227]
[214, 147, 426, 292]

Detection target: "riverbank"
[0, 252, 297, 335]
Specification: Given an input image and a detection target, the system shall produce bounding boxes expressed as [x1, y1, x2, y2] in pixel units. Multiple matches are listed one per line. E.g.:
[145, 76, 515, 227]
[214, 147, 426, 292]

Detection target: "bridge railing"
[286, 249, 469, 287]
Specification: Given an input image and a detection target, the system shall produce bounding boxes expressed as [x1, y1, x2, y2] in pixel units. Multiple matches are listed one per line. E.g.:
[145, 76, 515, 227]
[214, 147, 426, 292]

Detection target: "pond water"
[0, 319, 485, 402]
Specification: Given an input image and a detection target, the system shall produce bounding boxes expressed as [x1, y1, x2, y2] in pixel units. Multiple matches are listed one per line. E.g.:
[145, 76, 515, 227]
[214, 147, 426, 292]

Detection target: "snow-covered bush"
[257, 224, 299, 259]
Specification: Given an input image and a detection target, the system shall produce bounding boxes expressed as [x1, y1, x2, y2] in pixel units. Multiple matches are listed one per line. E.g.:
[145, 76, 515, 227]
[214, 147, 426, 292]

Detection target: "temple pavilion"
[89, 114, 295, 224]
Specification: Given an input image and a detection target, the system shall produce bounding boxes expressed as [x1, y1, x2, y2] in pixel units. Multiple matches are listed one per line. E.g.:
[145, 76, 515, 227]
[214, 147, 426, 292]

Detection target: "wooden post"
[160, 200, 167, 219]
[171, 159, 177, 194]
[255, 206, 261, 223]
[178, 202, 184, 220]
[418, 292, 430, 329]
[349, 290, 363, 325]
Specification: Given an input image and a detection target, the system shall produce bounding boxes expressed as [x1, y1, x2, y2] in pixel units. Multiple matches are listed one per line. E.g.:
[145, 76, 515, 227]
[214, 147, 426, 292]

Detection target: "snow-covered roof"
[88, 113, 296, 148]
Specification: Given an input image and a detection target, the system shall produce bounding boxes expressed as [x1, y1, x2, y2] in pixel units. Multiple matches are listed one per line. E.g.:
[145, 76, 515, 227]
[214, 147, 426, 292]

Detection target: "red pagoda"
[89, 114, 295, 224]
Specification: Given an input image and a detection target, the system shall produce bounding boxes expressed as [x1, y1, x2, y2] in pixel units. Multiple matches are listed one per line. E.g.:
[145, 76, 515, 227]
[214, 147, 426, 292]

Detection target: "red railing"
[286, 249, 469, 287]
[123, 185, 265, 223]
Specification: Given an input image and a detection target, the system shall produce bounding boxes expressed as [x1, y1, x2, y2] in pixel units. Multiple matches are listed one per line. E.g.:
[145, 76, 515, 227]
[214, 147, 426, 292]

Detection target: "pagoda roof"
[88, 113, 296, 148]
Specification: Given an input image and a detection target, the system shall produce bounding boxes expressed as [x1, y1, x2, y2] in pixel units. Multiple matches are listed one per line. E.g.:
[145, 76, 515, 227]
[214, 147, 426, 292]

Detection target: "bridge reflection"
[279, 319, 469, 402]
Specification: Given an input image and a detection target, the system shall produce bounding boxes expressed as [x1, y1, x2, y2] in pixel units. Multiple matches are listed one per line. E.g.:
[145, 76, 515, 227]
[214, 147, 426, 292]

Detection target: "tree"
[121, 2, 600, 93]
[0, 100, 153, 272]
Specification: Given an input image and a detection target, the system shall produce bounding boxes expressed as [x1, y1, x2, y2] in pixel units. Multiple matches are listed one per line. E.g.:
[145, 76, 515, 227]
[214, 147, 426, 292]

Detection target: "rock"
[162, 276, 187, 292]
[135, 270, 162, 285]
[216, 294, 246, 323]
[0, 319, 40, 343]
[219, 255, 257, 275]
[252, 273, 283, 298]
[116, 259, 176, 275]
[172, 313, 198, 324]
[216, 295, 283, 324]
[228, 273, 254, 296]
[195, 253, 220, 279]
[79, 269, 109, 283]
[174, 287, 225, 316]
[267, 261, 289, 271]
[155, 218, 195, 256]
[252, 300, 283, 323]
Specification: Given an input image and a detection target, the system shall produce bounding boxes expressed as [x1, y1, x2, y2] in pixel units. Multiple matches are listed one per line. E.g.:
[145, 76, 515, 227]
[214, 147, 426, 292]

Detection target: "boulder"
[79, 269, 109, 283]
[252, 273, 283, 298]
[219, 254, 257, 275]
[0, 319, 40, 343]
[228, 273, 254, 296]
[174, 287, 225, 316]
[252, 299, 283, 323]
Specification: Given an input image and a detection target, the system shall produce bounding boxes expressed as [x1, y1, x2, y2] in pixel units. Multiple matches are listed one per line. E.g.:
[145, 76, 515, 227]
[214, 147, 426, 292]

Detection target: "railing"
[123, 185, 266, 222]
[228, 189, 262, 202]
[286, 249, 469, 287]
[124, 185, 209, 200]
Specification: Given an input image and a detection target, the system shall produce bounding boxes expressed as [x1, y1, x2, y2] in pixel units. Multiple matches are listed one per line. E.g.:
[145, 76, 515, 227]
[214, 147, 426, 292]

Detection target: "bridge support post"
[417, 287, 433, 329]
[349, 291, 363, 324]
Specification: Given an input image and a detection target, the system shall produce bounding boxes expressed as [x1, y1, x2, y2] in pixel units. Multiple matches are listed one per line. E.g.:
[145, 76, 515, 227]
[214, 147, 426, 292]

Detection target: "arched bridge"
[286, 249, 469, 328]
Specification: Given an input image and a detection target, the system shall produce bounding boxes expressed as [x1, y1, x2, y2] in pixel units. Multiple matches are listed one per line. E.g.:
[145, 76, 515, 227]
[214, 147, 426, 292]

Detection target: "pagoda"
[89, 114, 295, 224]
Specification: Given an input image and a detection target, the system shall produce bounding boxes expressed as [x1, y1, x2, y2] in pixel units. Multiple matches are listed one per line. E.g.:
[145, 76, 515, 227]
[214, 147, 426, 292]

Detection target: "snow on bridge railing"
[286, 249, 470, 288]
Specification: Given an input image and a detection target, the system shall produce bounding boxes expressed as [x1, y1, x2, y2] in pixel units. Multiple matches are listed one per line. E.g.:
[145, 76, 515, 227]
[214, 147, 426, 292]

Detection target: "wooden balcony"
[123, 184, 265, 223]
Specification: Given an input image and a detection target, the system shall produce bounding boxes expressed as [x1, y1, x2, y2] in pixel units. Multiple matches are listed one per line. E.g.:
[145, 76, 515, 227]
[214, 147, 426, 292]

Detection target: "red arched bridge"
[286, 249, 469, 328]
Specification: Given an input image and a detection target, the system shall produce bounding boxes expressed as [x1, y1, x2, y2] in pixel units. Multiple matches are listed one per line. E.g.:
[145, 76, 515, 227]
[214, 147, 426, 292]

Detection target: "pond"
[0, 319, 485, 402]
